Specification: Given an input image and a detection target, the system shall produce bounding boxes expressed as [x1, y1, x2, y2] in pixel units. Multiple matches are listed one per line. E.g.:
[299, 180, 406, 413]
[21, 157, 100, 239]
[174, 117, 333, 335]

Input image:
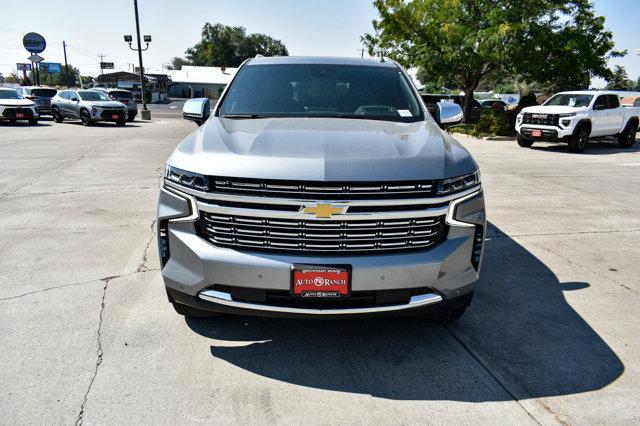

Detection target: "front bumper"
[516, 124, 573, 141]
[158, 185, 485, 318]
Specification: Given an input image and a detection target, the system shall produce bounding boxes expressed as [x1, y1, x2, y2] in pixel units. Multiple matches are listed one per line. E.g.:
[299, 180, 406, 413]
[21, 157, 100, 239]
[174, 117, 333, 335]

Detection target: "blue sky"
[0, 0, 638, 87]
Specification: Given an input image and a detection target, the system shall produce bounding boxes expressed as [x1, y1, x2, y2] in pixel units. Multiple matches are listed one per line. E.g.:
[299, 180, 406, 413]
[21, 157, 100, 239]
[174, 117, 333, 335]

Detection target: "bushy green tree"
[181, 23, 288, 67]
[605, 65, 634, 90]
[363, 0, 623, 121]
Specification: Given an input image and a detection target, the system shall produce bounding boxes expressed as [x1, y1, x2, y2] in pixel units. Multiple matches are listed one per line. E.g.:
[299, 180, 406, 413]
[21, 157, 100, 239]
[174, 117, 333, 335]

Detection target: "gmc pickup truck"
[158, 56, 485, 320]
[515, 90, 640, 153]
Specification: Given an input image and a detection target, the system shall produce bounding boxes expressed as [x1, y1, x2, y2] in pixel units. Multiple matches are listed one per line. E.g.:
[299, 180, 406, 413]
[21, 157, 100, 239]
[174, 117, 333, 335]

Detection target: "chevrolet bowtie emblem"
[301, 203, 348, 218]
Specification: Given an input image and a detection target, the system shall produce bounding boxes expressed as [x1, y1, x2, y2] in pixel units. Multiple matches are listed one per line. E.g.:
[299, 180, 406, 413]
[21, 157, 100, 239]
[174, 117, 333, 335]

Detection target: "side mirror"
[594, 104, 606, 111]
[71, 97, 79, 102]
[436, 101, 464, 128]
[183, 98, 210, 126]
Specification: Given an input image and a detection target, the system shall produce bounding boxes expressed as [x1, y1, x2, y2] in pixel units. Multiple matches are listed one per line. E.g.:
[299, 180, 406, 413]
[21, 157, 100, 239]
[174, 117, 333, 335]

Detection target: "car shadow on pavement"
[0, 122, 52, 127]
[186, 222, 624, 401]
[531, 139, 640, 155]
[64, 121, 143, 128]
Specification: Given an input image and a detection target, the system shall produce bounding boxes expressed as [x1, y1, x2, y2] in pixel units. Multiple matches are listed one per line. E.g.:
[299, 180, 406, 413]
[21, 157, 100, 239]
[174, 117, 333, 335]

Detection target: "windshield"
[78, 91, 110, 101]
[0, 90, 22, 100]
[545, 94, 593, 107]
[219, 64, 423, 122]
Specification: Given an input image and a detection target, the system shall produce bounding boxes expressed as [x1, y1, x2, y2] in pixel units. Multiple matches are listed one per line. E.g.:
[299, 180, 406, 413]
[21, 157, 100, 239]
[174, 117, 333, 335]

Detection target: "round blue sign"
[23, 32, 46, 54]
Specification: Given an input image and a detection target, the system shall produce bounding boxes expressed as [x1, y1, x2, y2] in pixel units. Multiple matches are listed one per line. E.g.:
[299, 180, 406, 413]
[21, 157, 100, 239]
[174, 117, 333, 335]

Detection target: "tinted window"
[110, 91, 133, 99]
[220, 64, 423, 122]
[593, 95, 607, 109]
[634, 98, 640, 107]
[607, 95, 620, 109]
[32, 88, 57, 98]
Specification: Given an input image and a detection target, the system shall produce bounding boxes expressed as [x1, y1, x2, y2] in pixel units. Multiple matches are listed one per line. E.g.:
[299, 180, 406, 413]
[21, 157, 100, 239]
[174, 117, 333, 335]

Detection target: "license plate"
[111, 114, 119, 120]
[15, 113, 24, 119]
[531, 129, 542, 137]
[292, 265, 350, 297]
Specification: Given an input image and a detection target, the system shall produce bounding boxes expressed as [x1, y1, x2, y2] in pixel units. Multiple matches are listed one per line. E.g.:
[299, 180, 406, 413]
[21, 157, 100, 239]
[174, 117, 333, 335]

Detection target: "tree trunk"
[463, 87, 475, 123]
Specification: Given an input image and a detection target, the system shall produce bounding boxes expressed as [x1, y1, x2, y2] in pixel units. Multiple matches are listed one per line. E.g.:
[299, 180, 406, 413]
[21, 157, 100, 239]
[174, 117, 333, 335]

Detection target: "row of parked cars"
[0, 86, 138, 126]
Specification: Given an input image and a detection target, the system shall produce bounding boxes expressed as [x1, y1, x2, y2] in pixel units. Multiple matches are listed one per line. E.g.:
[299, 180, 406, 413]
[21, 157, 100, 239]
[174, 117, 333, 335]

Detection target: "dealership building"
[167, 66, 238, 99]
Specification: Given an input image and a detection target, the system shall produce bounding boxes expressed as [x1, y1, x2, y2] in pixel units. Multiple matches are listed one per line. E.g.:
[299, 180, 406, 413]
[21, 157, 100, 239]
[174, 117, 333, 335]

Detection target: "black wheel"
[52, 107, 63, 123]
[127, 115, 135, 122]
[517, 135, 534, 148]
[80, 110, 92, 126]
[172, 302, 221, 318]
[568, 124, 590, 153]
[116, 119, 126, 126]
[28, 118, 38, 125]
[618, 121, 638, 148]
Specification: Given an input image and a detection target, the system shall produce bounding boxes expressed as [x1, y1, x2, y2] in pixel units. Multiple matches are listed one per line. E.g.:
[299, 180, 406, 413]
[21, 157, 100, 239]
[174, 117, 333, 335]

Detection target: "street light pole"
[126, 0, 151, 119]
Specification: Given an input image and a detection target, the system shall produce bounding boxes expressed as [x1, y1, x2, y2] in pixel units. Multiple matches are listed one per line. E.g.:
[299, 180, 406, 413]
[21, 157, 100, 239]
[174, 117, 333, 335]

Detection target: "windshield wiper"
[221, 113, 270, 119]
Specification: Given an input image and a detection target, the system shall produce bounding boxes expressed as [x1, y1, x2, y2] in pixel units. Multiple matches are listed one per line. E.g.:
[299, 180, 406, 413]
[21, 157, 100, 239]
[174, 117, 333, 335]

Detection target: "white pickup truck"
[515, 90, 640, 153]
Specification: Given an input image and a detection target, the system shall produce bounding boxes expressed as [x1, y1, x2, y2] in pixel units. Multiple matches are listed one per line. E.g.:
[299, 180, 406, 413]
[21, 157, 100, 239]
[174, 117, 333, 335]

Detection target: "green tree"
[5, 73, 19, 84]
[167, 56, 190, 70]
[363, 0, 623, 121]
[605, 65, 633, 90]
[30, 65, 80, 87]
[182, 23, 288, 67]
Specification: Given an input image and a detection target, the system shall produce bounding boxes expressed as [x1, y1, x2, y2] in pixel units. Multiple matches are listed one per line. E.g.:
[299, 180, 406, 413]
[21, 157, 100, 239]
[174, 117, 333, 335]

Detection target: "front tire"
[127, 115, 135, 122]
[52, 107, 63, 123]
[618, 121, 638, 148]
[172, 302, 221, 318]
[116, 119, 126, 126]
[80, 110, 92, 126]
[28, 118, 38, 125]
[517, 135, 534, 148]
[568, 124, 590, 153]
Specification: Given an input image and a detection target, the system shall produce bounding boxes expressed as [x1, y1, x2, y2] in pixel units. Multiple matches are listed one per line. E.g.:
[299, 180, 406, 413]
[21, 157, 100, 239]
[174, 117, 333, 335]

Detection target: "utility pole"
[358, 48, 365, 58]
[98, 53, 105, 75]
[62, 41, 70, 88]
[124, 0, 152, 119]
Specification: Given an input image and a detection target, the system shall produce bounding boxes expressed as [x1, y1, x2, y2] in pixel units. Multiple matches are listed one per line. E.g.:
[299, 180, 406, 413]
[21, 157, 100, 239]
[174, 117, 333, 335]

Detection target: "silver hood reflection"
[168, 117, 478, 181]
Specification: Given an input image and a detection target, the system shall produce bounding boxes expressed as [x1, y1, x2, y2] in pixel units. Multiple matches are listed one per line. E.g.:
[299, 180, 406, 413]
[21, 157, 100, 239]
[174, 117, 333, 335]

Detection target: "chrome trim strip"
[197, 202, 449, 220]
[162, 185, 200, 223]
[164, 180, 481, 207]
[198, 289, 443, 315]
[445, 189, 482, 228]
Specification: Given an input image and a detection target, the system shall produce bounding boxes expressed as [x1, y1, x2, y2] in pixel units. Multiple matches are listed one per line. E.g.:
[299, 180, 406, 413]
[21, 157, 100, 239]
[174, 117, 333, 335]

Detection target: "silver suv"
[92, 88, 138, 121]
[158, 56, 485, 320]
[51, 89, 128, 126]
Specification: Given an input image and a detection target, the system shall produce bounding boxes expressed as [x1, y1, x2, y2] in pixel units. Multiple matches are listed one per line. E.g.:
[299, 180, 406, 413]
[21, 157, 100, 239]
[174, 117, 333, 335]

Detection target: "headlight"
[165, 165, 210, 191]
[91, 107, 98, 115]
[516, 113, 523, 123]
[438, 171, 480, 195]
[559, 113, 577, 117]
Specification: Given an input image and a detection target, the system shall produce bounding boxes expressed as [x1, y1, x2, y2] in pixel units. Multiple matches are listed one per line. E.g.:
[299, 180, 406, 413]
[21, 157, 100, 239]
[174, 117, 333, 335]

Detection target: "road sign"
[23, 32, 46, 54]
[41, 62, 62, 73]
[100, 62, 114, 70]
[28, 53, 44, 63]
[17, 63, 32, 71]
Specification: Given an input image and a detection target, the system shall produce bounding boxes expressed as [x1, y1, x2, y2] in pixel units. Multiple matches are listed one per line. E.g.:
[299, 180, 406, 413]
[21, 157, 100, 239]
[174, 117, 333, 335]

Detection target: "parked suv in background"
[516, 90, 640, 152]
[159, 56, 485, 321]
[14, 86, 57, 116]
[93, 88, 138, 121]
[51, 89, 128, 126]
[0, 88, 38, 125]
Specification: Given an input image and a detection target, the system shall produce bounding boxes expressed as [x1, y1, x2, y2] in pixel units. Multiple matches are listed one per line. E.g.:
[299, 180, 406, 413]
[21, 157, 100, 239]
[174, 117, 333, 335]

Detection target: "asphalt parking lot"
[1, 111, 639, 424]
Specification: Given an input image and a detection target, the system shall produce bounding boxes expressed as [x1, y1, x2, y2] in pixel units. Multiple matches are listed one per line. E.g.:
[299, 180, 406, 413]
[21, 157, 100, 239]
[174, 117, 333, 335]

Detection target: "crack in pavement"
[74, 274, 112, 426]
[136, 219, 158, 273]
[0, 269, 159, 302]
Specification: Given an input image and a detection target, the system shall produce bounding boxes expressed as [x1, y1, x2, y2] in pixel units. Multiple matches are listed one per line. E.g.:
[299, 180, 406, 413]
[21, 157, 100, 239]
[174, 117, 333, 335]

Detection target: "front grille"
[522, 113, 559, 127]
[211, 177, 436, 199]
[2, 108, 34, 119]
[198, 212, 447, 253]
[100, 108, 126, 119]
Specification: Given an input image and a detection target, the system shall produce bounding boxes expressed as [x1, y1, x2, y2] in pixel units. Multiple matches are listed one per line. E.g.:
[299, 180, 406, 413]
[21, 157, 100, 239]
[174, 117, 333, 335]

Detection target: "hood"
[0, 99, 35, 107]
[521, 105, 589, 115]
[168, 117, 477, 181]
[84, 100, 126, 108]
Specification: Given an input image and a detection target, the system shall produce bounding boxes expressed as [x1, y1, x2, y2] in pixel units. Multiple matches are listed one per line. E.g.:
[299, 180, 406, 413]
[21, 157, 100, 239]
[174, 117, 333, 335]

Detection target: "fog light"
[561, 119, 570, 126]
